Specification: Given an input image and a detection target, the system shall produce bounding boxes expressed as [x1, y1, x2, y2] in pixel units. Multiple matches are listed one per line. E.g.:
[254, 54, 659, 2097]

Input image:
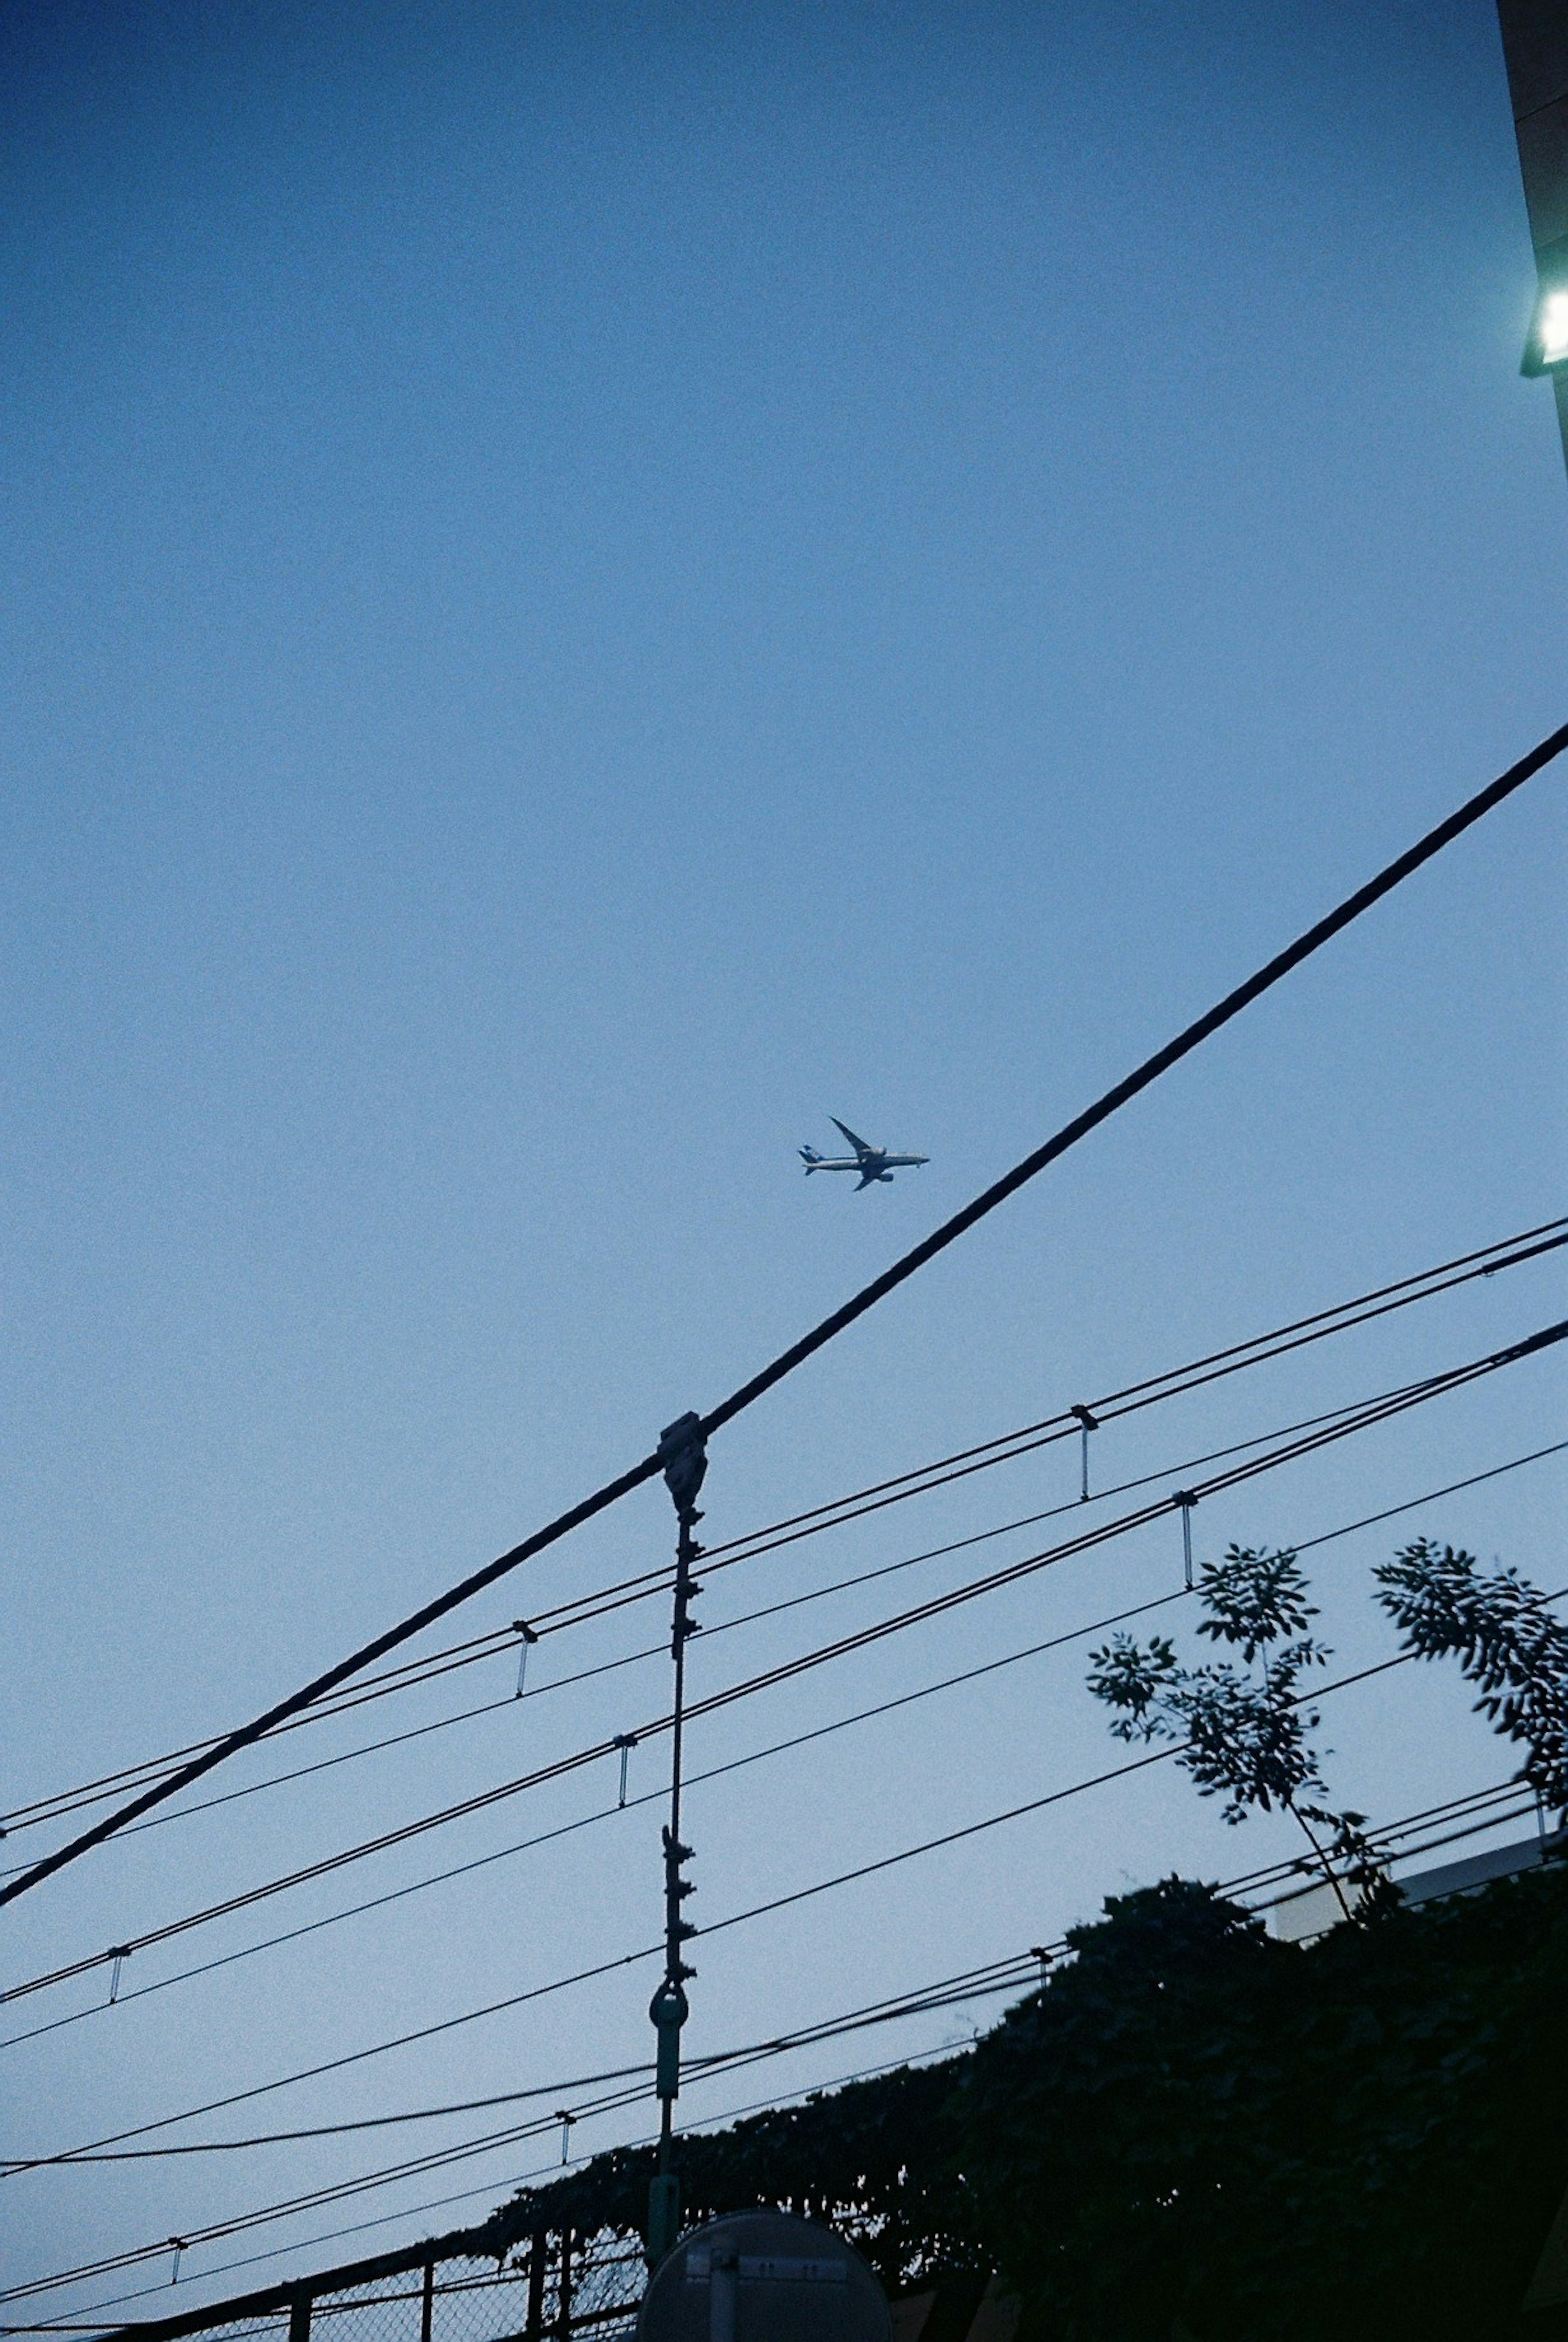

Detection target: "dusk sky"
[3, 0, 1565, 2318]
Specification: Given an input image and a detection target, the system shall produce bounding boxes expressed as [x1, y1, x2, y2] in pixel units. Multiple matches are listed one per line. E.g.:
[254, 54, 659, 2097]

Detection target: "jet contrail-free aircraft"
[799, 1119, 930, 1190]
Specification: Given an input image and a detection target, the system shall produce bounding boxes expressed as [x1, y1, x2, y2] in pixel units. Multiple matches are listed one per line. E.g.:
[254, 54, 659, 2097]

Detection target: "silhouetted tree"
[1374, 1539, 1568, 1817]
[1087, 1545, 1386, 1918]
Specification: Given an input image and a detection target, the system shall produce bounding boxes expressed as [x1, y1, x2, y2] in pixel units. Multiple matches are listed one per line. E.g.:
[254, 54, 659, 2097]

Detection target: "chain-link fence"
[95, 2230, 646, 2342]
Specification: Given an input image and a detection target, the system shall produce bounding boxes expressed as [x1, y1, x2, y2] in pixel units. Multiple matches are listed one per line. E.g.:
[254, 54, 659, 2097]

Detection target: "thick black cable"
[7, 730, 1563, 1910]
[697, 730, 1568, 1438]
[0, 1444, 667, 1908]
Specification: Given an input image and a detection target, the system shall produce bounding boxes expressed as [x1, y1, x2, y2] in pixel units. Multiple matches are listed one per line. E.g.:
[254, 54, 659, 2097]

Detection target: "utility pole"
[1496, 0, 1568, 475]
[646, 1412, 707, 2269]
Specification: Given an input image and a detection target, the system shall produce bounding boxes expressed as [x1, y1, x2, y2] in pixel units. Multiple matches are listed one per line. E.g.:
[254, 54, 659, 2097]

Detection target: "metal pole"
[647, 1413, 707, 2268]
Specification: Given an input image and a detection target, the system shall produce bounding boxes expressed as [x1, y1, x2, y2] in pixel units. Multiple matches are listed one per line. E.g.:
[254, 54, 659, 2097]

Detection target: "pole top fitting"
[658, 1413, 708, 1516]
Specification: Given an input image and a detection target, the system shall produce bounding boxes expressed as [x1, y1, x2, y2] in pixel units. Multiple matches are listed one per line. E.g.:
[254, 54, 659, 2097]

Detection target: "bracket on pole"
[1069, 1404, 1099, 1501]
[1173, 1491, 1198, 1589]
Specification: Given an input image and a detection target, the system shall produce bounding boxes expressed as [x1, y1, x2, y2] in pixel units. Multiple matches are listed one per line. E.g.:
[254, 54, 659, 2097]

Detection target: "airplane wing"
[831, 1118, 874, 1158]
[855, 1168, 881, 1190]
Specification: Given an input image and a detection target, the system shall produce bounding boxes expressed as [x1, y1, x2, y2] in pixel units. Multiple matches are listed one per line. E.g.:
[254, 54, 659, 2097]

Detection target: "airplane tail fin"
[800, 1145, 822, 1171]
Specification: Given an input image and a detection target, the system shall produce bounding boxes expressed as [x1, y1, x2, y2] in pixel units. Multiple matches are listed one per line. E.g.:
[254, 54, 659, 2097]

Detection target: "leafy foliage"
[474, 2055, 981, 2293]
[477, 1860, 1568, 2340]
[1085, 1546, 1383, 1923]
[956, 1861, 1568, 2340]
[1087, 1546, 1333, 1823]
[1194, 1543, 1321, 1661]
[1374, 1540, 1568, 1816]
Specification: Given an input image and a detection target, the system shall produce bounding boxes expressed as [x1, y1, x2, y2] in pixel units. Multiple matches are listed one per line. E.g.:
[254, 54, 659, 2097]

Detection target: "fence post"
[526, 2232, 546, 2338]
[288, 2295, 312, 2342]
[556, 2231, 573, 2337]
[419, 2261, 434, 2342]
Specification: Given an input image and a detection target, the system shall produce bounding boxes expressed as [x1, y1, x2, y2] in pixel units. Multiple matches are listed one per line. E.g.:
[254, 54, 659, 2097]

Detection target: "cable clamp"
[658, 1412, 709, 1517]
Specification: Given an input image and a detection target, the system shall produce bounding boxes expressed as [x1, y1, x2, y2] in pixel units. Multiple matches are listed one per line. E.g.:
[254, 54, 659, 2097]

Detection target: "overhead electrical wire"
[20, 1546, 1567, 2190]
[5, 2010, 1024, 2303]
[37, 1736, 1550, 2342]
[10, 1697, 1565, 2317]
[0, 1423, 1544, 2061]
[7, 1402, 1564, 2049]
[7, 2043, 978, 2332]
[0, 1583, 1192, 2049]
[4, 1952, 1042, 2169]
[691, 1223, 1568, 1571]
[10, 1764, 1548, 2175]
[10, 1273, 1541, 1884]
[12, 1214, 1560, 1853]
[17, 1770, 1553, 2342]
[8, 726, 1564, 1910]
[9, 1319, 1562, 2014]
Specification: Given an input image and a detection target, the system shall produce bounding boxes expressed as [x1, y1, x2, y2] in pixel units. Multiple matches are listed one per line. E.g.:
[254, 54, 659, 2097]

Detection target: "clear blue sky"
[3, 0, 1565, 2313]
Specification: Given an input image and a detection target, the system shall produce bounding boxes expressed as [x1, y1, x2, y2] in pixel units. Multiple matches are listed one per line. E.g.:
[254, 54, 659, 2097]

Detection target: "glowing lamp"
[1522, 240, 1568, 373]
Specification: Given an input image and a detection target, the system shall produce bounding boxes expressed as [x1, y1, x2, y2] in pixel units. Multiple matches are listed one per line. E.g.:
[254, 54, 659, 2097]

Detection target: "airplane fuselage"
[800, 1123, 929, 1188]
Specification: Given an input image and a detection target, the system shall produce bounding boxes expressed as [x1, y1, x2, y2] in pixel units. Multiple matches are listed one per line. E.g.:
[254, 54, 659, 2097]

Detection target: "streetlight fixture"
[1495, 0, 1568, 472]
[1521, 243, 1568, 374]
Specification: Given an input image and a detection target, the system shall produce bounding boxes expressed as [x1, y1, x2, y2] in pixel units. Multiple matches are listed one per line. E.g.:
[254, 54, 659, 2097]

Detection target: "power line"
[40, 1740, 1550, 2333]
[0, 1334, 1481, 1881]
[7, 731, 1563, 1911]
[9, 1386, 1564, 2045]
[12, 1323, 1557, 2012]
[17, 1760, 1548, 2171]
[24, 1538, 1566, 2185]
[11, 1688, 1564, 2314]
[4, 1954, 1040, 2170]
[8, 2044, 966, 2331]
[7, 1426, 1550, 2060]
[13, 1215, 1559, 1851]
[694, 1223, 1568, 1570]
[16, 1764, 1557, 2326]
[1, 1585, 1188, 2028]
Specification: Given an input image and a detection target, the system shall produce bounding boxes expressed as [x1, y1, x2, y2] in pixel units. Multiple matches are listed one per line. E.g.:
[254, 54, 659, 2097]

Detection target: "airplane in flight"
[800, 1119, 930, 1189]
